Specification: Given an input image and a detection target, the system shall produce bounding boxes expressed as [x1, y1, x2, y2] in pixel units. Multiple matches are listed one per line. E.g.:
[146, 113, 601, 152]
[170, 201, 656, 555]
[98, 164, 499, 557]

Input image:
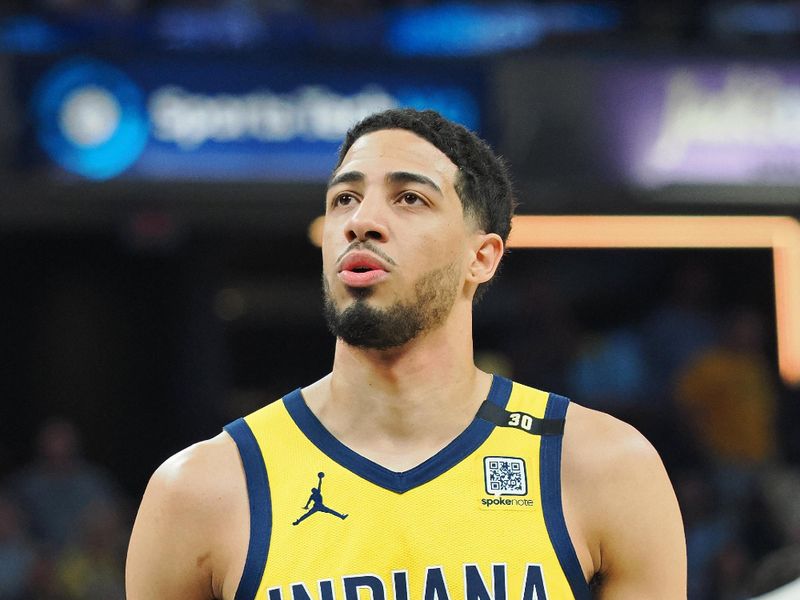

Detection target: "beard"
[323, 262, 460, 350]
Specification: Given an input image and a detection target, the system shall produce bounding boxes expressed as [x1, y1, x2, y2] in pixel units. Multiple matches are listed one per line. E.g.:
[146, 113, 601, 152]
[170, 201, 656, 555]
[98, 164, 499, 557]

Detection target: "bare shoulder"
[151, 432, 244, 509]
[562, 403, 687, 599]
[126, 432, 249, 600]
[562, 403, 665, 486]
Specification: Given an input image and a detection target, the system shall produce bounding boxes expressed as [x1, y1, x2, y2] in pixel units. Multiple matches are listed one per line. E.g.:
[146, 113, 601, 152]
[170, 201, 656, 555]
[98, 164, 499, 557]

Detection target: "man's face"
[322, 128, 473, 350]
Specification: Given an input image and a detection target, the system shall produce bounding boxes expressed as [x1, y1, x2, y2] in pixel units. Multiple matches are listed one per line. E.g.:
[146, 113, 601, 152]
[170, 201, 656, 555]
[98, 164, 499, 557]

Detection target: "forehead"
[336, 129, 459, 188]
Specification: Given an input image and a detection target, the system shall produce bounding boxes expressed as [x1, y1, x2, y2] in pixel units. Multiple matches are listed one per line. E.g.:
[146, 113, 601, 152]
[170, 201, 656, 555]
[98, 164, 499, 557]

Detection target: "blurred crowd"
[0, 421, 127, 600]
[2, 0, 444, 18]
[0, 0, 718, 41]
[0, 0, 526, 55]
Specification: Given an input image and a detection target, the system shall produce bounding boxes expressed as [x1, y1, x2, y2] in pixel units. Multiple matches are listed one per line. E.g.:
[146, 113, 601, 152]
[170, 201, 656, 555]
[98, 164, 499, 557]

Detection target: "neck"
[303, 304, 493, 471]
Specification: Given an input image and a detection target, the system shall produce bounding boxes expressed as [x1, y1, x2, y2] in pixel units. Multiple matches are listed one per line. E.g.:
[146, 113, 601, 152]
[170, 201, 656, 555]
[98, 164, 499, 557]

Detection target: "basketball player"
[127, 109, 686, 599]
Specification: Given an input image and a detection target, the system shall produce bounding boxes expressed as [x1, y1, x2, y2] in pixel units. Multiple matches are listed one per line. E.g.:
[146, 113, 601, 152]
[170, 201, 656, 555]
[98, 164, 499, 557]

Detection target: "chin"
[327, 289, 370, 315]
[344, 285, 375, 300]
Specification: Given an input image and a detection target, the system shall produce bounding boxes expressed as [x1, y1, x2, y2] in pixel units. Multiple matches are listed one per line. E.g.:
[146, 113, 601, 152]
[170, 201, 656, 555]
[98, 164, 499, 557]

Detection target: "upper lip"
[338, 251, 391, 273]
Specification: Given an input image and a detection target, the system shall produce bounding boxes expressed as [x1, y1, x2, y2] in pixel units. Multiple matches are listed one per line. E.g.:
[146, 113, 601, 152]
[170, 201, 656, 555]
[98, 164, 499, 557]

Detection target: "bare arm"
[563, 406, 687, 599]
[126, 433, 249, 600]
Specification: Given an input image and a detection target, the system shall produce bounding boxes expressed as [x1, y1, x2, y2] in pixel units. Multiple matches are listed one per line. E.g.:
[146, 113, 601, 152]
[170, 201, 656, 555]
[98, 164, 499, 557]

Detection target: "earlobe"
[468, 233, 504, 285]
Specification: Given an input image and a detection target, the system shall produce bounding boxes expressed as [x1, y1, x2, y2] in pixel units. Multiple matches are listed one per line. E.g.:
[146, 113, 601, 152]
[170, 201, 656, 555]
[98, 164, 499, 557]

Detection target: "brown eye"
[334, 193, 356, 207]
[398, 192, 424, 206]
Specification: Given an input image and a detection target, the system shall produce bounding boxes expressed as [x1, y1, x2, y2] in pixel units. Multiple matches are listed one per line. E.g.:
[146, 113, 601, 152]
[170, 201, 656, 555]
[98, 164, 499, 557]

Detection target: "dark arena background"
[0, 1, 799, 598]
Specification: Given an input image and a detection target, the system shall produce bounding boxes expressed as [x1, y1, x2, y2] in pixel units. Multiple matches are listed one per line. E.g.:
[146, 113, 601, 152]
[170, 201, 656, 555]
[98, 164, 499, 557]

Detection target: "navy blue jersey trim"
[539, 394, 592, 600]
[283, 374, 512, 494]
[224, 418, 272, 600]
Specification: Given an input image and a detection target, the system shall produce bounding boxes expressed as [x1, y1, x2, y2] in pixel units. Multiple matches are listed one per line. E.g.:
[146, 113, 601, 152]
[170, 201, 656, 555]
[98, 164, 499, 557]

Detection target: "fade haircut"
[335, 108, 516, 300]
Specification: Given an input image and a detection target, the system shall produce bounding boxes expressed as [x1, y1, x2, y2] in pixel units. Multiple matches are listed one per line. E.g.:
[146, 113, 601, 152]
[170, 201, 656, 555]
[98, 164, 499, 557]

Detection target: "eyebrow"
[327, 170, 442, 195]
[386, 171, 442, 195]
[327, 170, 364, 189]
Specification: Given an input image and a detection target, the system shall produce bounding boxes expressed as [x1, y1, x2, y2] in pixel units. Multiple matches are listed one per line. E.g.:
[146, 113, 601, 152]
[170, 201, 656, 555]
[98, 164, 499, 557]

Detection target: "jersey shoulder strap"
[223, 398, 290, 600]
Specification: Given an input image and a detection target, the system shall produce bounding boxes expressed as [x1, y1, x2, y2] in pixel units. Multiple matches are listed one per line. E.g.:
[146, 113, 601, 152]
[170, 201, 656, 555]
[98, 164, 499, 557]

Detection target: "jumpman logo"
[292, 472, 348, 526]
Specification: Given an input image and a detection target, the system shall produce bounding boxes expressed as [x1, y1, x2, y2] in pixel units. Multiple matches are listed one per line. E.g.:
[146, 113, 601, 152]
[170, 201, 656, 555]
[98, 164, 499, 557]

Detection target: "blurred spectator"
[566, 326, 649, 414]
[676, 469, 735, 600]
[0, 493, 37, 600]
[675, 307, 779, 517]
[641, 260, 719, 401]
[676, 307, 778, 466]
[55, 501, 126, 600]
[9, 419, 120, 552]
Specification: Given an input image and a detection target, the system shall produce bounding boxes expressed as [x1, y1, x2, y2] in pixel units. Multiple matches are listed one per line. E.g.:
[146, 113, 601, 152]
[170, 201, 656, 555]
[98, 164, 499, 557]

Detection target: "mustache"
[335, 240, 397, 267]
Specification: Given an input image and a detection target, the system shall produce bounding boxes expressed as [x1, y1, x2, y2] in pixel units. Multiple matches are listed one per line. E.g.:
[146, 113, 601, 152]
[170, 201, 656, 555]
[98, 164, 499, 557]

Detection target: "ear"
[466, 232, 504, 286]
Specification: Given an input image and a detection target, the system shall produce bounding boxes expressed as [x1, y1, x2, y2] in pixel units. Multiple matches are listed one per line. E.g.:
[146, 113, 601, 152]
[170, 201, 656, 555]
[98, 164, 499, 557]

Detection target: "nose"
[344, 195, 389, 243]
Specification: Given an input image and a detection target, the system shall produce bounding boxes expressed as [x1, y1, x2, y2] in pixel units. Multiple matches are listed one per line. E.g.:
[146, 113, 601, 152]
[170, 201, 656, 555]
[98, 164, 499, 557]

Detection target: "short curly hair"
[335, 108, 516, 245]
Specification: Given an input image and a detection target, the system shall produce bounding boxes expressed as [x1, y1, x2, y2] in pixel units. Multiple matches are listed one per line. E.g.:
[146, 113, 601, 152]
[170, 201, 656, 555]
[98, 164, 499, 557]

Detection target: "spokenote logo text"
[481, 497, 534, 507]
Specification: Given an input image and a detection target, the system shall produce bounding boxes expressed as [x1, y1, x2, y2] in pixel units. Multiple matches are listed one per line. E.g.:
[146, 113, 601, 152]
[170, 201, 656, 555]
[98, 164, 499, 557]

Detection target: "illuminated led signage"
[29, 57, 481, 181]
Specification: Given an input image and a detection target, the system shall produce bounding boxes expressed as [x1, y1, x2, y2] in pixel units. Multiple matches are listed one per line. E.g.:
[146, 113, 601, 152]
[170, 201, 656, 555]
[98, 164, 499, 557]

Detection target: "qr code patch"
[484, 456, 527, 496]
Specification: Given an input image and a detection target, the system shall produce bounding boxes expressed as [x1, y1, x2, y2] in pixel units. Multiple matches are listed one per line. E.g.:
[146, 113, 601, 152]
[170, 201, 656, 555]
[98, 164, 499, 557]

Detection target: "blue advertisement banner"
[22, 55, 483, 181]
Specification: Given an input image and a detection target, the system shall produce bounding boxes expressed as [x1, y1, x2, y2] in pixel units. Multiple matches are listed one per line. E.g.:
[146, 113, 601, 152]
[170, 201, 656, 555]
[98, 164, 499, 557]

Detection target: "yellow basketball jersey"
[224, 375, 591, 600]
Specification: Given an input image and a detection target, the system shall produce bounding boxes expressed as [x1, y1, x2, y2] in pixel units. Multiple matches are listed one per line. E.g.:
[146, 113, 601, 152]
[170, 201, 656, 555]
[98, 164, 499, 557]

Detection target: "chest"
[258, 436, 573, 599]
